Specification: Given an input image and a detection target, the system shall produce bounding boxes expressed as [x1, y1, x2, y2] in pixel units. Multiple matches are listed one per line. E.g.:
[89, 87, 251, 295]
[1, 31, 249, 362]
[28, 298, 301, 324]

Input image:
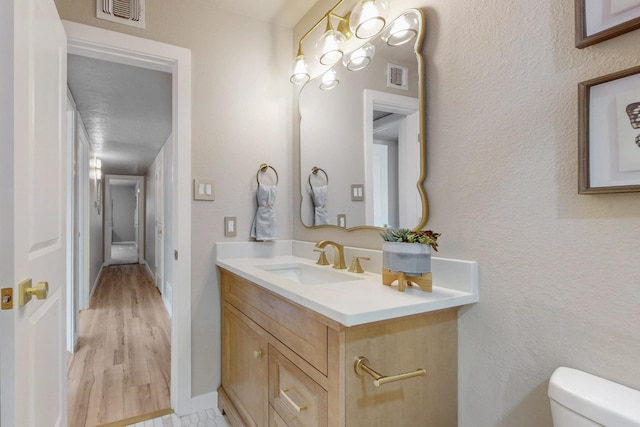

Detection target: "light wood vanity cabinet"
[218, 268, 459, 427]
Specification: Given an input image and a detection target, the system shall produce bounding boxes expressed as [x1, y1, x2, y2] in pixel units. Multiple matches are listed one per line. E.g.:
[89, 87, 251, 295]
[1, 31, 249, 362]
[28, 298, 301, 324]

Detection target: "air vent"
[387, 63, 409, 91]
[97, 0, 145, 29]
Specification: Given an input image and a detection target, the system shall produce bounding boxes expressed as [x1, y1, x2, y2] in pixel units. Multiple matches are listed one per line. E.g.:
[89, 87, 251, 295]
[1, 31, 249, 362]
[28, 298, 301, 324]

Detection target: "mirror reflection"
[299, 9, 426, 230]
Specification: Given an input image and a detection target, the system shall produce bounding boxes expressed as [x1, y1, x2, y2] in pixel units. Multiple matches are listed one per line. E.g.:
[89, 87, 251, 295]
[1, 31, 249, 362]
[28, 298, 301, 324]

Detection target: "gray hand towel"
[250, 183, 277, 241]
[311, 185, 329, 226]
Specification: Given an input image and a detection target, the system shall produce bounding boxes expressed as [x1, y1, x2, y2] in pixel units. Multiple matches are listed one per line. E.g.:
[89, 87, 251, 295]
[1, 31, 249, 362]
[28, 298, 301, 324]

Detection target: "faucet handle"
[348, 256, 370, 273]
[314, 249, 330, 266]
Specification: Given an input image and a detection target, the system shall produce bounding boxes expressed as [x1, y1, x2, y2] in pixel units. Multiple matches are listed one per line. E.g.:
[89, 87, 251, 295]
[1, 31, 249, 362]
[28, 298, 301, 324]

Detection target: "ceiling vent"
[97, 0, 145, 29]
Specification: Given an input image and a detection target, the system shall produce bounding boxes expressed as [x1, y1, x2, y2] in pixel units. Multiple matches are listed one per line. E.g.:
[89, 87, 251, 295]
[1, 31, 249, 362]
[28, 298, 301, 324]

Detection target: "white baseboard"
[89, 264, 105, 300]
[143, 261, 156, 285]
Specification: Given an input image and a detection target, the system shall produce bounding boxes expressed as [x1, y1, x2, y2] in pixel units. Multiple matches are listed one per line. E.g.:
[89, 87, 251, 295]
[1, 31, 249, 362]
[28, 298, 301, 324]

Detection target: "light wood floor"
[68, 264, 171, 427]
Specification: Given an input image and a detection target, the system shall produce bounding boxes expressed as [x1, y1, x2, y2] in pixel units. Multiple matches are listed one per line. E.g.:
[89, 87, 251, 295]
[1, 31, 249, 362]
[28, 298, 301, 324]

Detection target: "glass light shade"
[96, 169, 102, 180]
[96, 159, 102, 169]
[316, 28, 346, 65]
[290, 54, 310, 84]
[343, 43, 375, 71]
[319, 68, 339, 90]
[349, 0, 390, 39]
[383, 13, 419, 46]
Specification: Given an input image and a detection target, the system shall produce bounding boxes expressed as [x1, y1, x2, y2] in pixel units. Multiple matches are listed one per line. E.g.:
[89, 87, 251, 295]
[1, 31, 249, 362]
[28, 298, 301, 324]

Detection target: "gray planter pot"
[382, 242, 431, 275]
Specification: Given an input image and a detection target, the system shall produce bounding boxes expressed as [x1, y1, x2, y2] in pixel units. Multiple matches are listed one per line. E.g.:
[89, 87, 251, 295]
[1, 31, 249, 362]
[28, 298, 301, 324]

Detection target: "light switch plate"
[194, 179, 215, 201]
[351, 184, 364, 201]
[337, 214, 347, 228]
[224, 217, 237, 237]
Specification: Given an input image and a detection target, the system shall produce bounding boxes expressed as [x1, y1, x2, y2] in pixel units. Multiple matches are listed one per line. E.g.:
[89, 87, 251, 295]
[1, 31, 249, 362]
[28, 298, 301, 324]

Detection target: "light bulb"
[349, 0, 389, 39]
[383, 13, 419, 46]
[316, 24, 346, 65]
[343, 43, 375, 71]
[290, 54, 310, 84]
[319, 68, 339, 90]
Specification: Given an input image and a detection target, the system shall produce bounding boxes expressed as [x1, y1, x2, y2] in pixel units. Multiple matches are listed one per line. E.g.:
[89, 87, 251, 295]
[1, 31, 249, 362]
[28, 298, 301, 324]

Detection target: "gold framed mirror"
[298, 8, 427, 232]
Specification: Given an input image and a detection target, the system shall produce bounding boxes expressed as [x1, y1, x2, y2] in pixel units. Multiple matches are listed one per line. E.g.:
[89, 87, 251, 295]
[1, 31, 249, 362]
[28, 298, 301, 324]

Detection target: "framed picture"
[579, 66, 640, 193]
[576, 0, 640, 48]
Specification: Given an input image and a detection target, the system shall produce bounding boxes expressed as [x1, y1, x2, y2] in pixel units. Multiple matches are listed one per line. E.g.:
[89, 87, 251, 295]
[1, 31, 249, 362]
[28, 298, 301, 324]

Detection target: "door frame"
[64, 21, 194, 415]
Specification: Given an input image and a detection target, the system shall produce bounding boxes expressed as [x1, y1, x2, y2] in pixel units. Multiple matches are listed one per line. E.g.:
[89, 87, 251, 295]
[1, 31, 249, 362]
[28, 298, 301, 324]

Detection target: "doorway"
[64, 20, 193, 416]
[364, 89, 420, 229]
[104, 175, 145, 266]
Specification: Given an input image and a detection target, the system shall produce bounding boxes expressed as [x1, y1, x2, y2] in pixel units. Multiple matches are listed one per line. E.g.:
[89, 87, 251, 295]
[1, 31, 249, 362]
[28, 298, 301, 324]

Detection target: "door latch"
[1, 288, 13, 310]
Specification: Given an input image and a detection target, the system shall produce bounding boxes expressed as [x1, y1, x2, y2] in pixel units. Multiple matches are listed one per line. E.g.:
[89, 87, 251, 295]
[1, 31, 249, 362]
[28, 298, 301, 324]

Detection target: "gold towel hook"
[256, 163, 279, 185]
[309, 166, 328, 189]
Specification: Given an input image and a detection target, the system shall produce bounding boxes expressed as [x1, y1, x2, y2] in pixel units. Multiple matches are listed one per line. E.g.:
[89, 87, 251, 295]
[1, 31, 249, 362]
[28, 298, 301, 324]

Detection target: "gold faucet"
[315, 240, 347, 269]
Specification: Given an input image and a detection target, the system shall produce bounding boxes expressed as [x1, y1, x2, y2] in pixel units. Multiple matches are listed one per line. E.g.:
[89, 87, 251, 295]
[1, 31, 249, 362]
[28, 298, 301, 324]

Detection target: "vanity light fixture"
[382, 12, 419, 46]
[349, 0, 390, 39]
[343, 42, 375, 71]
[290, 0, 388, 84]
[320, 68, 340, 90]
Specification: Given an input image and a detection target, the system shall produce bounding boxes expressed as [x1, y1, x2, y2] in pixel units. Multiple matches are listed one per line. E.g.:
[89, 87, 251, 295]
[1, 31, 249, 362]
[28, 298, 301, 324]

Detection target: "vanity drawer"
[221, 269, 329, 374]
[269, 346, 328, 427]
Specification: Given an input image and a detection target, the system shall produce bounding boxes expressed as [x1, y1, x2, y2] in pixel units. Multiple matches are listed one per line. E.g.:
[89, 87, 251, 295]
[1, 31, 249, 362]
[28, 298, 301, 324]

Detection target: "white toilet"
[548, 367, 640, 427]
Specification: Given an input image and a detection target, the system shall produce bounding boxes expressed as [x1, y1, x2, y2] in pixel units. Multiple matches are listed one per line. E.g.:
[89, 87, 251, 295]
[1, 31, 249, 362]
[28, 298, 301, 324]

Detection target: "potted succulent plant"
[380, 228, 440, 275]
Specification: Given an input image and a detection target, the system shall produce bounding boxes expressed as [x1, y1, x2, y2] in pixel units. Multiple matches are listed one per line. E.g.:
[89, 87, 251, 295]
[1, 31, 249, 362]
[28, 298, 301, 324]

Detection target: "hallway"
[68, 264, 171, 427]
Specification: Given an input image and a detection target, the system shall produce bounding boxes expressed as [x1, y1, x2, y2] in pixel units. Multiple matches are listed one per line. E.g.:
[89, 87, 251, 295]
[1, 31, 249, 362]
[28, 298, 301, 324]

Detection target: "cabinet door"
[222, 306, 269, 427]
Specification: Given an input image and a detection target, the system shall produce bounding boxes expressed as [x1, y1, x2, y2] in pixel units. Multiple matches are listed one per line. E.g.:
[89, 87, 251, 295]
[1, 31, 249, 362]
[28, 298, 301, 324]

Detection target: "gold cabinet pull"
[354, 356, 426, 387]
[18, 279, 49, 307]
[279, 387, 307, 412]
[253, 349, 263, 359]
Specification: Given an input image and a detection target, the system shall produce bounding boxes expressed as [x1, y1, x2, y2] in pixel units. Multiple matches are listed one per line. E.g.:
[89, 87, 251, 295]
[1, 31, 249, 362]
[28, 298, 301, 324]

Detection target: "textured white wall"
[54, 0, 293, 396]
[295, 1, 640, 426]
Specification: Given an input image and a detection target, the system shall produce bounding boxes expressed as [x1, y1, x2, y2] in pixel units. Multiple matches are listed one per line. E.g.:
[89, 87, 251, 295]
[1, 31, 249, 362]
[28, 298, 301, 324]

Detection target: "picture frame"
[578, 65, 640, 193]
[575, 0, 640, 48]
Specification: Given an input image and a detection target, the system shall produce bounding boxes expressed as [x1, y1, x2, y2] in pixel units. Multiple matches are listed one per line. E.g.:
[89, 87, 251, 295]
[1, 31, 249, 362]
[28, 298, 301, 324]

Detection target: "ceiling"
[202, 0, 319, 28]
[67, 0, 318, 177]
[67, 54, 172, 176]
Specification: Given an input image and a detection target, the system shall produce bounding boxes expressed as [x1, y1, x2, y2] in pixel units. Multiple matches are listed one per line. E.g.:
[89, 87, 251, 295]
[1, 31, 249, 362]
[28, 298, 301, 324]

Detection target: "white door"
[0, 0, 68, 425]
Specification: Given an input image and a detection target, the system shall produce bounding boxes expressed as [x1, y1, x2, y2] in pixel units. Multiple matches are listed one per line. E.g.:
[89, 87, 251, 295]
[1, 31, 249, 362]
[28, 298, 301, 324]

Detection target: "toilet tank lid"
[548, 367, 640, 427]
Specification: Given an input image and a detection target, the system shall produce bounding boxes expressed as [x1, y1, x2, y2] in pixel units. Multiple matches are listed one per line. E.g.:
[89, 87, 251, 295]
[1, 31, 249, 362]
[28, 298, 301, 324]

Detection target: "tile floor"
[125, 408, 230, 427]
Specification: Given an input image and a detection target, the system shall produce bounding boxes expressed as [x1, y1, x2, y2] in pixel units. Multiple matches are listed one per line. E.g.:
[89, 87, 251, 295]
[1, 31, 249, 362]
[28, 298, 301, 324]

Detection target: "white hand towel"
[250, 183, 277, 241]
[311, 185, 329, 226]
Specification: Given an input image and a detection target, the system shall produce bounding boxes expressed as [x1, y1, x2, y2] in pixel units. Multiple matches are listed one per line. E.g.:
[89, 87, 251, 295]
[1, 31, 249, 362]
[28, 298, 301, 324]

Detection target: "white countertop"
[215, 241, 479, 327]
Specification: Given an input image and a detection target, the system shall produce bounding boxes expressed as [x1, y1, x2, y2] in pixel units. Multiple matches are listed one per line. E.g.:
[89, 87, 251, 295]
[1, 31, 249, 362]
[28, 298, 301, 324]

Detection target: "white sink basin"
[257, 263, 363, 285]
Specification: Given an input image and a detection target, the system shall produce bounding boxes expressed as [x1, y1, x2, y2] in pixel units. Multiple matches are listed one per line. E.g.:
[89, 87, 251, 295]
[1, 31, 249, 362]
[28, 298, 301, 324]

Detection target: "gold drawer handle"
[354, 356, 426, 387]
[280, 387, 307, 412]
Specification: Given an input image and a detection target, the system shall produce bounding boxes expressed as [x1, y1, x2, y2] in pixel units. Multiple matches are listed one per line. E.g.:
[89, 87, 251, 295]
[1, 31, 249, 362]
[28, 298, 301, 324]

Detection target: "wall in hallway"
[145, 155, 157, 277]
[89, 160, 103, 295]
